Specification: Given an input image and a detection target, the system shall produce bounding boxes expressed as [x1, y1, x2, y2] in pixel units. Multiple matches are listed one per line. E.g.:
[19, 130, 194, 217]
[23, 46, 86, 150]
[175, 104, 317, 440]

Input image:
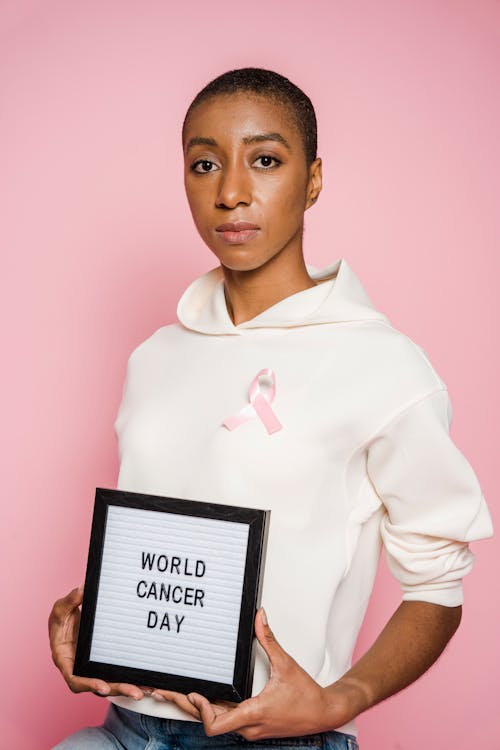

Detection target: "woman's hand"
[48, 585, 145, 700]
[151, 609, 365, 740]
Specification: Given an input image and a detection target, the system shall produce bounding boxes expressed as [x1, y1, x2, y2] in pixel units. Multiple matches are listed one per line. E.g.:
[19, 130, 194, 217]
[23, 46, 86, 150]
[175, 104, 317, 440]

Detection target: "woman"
[49, 67, 493, 750]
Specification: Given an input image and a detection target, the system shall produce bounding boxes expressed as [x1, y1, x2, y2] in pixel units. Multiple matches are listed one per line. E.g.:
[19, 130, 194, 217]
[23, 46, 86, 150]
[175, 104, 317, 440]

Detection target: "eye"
[191, 159, 219, 173]
[253, 155, 281, 169]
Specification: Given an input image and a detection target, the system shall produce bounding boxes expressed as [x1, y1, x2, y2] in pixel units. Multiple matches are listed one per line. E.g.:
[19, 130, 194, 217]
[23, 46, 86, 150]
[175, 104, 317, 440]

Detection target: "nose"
[215, 163, 252, 209]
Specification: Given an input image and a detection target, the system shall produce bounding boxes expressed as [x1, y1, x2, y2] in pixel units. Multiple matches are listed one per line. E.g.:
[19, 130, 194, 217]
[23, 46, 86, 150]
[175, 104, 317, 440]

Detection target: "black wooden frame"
[74, 487, 270, 701]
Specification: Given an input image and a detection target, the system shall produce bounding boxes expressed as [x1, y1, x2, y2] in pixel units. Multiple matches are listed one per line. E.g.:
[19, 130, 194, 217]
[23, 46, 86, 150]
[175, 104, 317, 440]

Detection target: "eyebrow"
[185, 132, 291, 151]
[243, 133, 291, 149]
[186, 136, 218, 149]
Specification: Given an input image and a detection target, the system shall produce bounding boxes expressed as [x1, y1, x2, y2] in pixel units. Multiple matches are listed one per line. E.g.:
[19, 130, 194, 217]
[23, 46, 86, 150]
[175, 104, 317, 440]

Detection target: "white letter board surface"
[74, 488, 270, 701]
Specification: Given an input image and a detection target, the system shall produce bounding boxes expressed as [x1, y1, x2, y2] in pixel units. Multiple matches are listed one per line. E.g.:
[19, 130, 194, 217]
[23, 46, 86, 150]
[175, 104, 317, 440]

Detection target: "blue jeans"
[52, 704, 359, 750]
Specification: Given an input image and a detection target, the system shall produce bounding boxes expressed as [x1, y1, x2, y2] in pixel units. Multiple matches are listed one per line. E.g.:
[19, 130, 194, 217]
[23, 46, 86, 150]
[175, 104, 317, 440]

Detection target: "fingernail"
[96, 687, 110, 696]
[152, 692, 166, 702]
[260, 607, 268, 625]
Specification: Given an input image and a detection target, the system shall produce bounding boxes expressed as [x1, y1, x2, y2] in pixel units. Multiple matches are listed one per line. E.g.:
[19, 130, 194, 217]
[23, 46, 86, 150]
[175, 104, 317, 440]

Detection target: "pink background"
[1, 1, 498, 748]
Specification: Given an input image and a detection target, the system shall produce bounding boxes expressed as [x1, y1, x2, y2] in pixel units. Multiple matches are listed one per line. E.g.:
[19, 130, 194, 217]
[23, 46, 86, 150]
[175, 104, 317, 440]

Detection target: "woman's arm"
[154, 603, 461, 740]
[322, 600, 461, 725]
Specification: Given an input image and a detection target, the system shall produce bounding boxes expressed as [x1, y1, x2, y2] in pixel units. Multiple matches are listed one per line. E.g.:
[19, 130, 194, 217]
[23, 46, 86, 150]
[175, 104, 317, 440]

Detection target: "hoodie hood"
[176, 258, 390, 335]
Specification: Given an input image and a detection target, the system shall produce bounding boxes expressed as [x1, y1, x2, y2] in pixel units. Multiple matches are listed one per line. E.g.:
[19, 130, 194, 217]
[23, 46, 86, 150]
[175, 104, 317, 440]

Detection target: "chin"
[207, 245, 275, 273]
[221, 258, 269, 273]
[222, 258, 278, 274]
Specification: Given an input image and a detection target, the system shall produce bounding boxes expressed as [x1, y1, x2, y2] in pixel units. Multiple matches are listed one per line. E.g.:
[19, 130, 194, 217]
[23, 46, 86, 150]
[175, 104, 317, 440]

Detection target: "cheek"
[185, 182, 211, 227]
[266, 178, 308, 226]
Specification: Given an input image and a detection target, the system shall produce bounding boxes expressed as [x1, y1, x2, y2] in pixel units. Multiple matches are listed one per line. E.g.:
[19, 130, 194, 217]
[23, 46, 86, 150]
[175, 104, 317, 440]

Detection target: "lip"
[215, 221, 261, 244]
[215, 222, 260, 232]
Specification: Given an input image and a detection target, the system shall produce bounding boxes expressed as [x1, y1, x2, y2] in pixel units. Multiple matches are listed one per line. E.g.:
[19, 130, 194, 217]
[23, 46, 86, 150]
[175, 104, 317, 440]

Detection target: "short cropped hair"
[182, 67, 317, 165]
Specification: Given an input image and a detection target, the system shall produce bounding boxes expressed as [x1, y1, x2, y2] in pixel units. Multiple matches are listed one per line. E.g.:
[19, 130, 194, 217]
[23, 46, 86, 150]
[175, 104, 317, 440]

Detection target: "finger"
[63, 585, 84, 607]
[109, 683, 144, 700]
[212, 698, 238, 710]
[151, 690, 201, 720]
[65, 674, 143, 700]
[65, 674, 111, 695]
[188, 693, 252, 736]
[50, 586, 83, 624]
[254, 608, 287, 670]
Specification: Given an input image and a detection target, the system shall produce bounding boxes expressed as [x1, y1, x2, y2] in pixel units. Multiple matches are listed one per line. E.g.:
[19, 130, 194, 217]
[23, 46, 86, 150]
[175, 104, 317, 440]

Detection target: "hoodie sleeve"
[366, 387, 493, 606]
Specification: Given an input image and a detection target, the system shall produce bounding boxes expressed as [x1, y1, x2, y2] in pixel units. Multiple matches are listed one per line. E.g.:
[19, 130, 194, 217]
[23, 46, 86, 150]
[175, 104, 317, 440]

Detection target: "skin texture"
[151, 605, 461, 739]
[183, 92, 322, 325]
[48, 91, 463, 737]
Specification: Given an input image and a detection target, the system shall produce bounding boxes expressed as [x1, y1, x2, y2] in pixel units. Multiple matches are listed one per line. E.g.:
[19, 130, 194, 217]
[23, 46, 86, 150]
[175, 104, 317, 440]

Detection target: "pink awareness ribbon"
[222, 368, 283, 435]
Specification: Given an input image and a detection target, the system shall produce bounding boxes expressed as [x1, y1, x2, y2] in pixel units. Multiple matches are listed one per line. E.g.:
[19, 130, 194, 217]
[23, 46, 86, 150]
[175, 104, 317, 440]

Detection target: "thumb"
[254, 608, 287, 669]
[63, 585, 84, 611]
[71, 584, 84, 602]
[49, 585, 83, 628]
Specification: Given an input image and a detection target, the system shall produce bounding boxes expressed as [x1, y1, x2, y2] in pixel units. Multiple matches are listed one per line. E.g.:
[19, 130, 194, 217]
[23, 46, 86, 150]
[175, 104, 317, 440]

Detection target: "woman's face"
[183, 93, 322, 273]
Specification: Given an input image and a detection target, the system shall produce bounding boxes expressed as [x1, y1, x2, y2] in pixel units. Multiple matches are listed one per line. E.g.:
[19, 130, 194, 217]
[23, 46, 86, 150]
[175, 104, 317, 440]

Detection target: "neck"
[221, 248, 316, 326]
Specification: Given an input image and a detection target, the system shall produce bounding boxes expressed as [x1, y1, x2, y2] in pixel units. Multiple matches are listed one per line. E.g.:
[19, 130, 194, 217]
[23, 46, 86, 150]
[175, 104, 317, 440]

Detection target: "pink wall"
[1, 1, 498, 748]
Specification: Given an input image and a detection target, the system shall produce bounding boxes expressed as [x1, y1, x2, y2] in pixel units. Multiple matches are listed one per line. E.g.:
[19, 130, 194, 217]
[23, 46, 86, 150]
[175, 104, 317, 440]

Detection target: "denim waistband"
[118, 705, 359, 750]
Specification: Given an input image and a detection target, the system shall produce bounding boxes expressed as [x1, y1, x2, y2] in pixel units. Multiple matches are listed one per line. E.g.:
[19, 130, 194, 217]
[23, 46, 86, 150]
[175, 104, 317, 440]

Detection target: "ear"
[305, 157, 322, 210]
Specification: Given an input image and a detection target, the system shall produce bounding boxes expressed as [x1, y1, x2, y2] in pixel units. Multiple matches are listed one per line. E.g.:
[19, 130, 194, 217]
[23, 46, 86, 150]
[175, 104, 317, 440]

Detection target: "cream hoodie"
[109, 258, 493, 736]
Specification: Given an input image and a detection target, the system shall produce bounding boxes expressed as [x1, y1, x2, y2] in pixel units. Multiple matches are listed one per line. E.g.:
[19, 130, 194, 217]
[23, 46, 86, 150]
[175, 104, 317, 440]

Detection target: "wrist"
[323, 676, 373, 727]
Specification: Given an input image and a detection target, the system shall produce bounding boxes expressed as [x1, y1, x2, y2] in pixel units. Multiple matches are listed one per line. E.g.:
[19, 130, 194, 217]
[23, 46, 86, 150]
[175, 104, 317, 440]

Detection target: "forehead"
[183, 92, 302, 148]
